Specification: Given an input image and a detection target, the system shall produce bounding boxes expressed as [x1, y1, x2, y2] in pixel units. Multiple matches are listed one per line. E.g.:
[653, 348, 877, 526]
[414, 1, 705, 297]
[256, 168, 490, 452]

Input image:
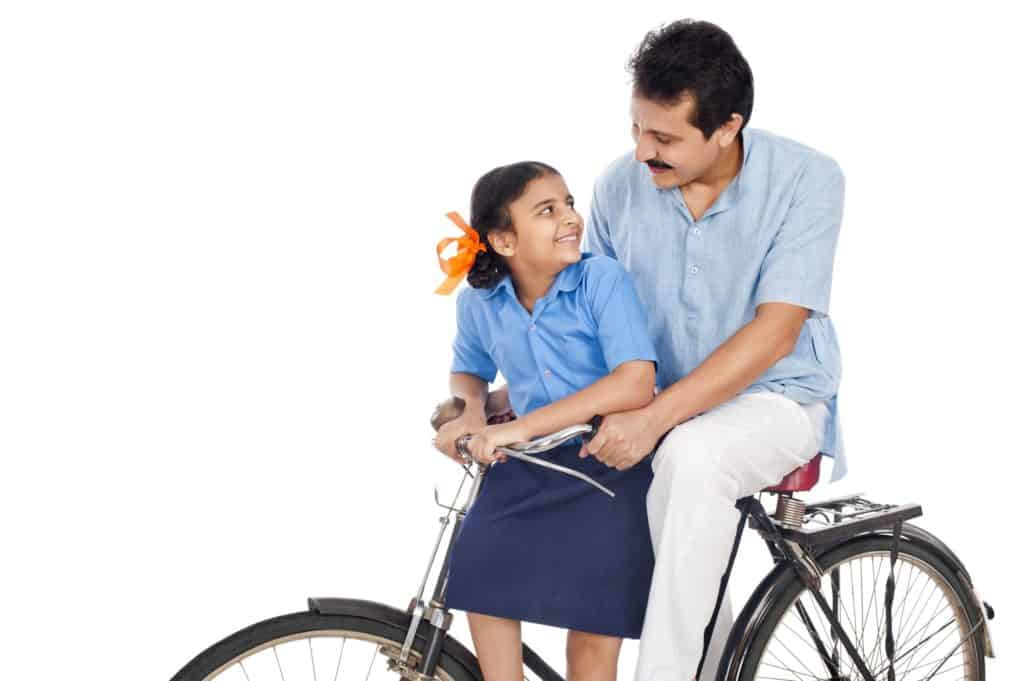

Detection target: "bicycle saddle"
[763, 453, 822, 493]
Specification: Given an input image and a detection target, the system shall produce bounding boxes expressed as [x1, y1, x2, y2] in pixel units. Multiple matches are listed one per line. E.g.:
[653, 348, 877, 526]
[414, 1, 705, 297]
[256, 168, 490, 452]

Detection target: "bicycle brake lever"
[496, 449, 615, 498]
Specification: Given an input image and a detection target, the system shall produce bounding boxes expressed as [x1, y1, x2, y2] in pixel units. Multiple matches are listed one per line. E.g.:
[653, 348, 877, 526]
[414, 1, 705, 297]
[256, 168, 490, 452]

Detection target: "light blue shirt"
[451, 253, 658, 421]
[584, 127, 847, 481]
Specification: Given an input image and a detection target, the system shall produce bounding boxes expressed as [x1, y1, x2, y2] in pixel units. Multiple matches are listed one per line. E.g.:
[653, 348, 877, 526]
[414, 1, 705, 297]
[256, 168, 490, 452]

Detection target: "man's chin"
[648, 169, 682, 189]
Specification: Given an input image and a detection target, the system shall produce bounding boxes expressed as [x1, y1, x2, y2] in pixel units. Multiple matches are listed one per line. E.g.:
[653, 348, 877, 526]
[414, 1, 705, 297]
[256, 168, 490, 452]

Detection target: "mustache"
[646, 159, 672, 170]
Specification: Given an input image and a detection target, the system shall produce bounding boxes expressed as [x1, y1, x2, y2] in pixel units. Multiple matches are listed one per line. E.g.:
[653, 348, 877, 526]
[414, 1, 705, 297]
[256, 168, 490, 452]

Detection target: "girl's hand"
[434, 409, 487, 464]
[466, 421, 531, 465]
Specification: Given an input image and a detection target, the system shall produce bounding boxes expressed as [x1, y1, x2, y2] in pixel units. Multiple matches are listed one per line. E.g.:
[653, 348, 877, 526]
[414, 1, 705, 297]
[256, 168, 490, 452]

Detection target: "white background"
[1, 2, 1020, 679]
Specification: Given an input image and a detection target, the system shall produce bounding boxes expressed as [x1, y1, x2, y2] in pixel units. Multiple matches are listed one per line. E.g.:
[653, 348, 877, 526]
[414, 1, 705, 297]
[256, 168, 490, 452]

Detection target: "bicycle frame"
[364, 457, 991, 681]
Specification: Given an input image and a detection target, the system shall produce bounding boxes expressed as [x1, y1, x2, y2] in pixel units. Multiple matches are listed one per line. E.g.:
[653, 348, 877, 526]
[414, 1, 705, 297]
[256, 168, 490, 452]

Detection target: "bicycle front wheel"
[170, 601, 482, 681]
[739, 535, 985, 681]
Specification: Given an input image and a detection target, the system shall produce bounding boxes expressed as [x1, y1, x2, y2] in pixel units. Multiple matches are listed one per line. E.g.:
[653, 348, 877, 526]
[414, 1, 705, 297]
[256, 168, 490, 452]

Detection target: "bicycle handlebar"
[455, 415, 613, 497]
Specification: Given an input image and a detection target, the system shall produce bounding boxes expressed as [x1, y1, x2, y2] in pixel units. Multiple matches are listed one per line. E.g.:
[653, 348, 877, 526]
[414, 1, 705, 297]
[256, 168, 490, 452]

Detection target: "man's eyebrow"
[632, 121, 679, 139]
[532, 194, 574, 211]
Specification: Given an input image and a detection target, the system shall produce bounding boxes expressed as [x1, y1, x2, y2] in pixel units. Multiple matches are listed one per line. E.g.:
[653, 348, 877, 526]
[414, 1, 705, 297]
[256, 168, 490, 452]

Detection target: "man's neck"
[693, 134, 744, 192]
[678, 134, 744, 221]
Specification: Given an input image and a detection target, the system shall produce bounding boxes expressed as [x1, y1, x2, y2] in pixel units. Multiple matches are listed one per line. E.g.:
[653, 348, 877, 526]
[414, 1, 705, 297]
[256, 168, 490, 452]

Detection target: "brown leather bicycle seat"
[763, 454, 822, 493]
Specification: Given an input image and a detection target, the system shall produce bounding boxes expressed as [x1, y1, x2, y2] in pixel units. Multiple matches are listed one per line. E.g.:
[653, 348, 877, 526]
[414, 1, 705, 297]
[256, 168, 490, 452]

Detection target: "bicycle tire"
[169, 600, 483, 681]
[738, 534, 985, 681]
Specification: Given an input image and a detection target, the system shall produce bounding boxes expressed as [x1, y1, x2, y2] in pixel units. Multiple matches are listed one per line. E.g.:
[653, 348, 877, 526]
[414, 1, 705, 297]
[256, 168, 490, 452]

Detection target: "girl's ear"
[488, 230, 517, 258]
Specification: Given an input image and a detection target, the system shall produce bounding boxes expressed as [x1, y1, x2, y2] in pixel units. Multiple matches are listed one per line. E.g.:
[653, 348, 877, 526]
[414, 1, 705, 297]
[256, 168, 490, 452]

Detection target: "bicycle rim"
[741, 537, 983, 681]
[172, 612, 470, 681]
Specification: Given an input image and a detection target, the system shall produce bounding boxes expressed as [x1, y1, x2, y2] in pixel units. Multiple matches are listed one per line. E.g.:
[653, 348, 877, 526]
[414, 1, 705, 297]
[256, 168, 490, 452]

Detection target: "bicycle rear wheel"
[739, 535, 985, 681]
[170, 601, 482, 681]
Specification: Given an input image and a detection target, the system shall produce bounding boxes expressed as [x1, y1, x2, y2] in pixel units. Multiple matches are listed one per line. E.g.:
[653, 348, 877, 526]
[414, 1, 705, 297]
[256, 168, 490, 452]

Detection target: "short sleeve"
[584, 258, 658, 372]
[754, 159, 845, 319]
[582, 186, 617, 259]
[450, 289, 497, 382]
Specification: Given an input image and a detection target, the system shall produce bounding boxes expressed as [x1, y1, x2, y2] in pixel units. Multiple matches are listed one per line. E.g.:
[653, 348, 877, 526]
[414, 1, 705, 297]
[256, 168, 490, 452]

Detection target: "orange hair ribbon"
[434, 211, 488, 295]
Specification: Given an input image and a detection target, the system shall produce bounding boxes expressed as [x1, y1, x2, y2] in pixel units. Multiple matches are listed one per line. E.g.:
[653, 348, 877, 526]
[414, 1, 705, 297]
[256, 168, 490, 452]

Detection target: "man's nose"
[634, 138, 655, 163]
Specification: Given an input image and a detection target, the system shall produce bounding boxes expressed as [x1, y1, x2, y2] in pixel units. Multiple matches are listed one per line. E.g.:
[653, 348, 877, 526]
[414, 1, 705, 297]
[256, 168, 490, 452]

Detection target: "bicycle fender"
[879, 523, 996, 658]
[714, 560, 796, 681]
[307, 597, 483, 678]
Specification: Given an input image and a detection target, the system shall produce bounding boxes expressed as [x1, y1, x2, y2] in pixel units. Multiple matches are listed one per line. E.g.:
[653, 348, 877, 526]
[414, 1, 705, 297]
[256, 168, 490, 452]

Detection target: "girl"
[432, 161, 658, 681]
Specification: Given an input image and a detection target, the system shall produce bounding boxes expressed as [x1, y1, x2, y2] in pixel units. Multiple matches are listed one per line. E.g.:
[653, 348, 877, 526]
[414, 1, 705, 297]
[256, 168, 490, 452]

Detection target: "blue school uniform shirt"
[450, 253, 658, 420]
[584, 127, 848, 481]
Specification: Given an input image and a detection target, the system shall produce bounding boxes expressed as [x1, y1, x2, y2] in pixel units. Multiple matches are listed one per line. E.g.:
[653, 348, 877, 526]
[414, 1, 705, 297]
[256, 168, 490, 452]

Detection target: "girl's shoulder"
[577, 252, 630, 290]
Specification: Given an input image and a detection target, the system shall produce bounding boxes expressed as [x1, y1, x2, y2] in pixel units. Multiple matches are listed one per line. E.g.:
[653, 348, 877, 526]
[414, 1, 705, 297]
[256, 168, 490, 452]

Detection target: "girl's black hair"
[628, 19, 754, 139]
[466, 161, 560, 289]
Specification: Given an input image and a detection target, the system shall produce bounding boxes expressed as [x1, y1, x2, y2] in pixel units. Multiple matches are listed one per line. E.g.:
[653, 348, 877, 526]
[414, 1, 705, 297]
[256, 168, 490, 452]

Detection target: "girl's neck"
[507, 263, 558, 314]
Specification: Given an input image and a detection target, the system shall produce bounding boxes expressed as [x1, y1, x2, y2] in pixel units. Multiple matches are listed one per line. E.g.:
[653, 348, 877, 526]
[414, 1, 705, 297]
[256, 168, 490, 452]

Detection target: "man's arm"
[584, 157, 843, 467]
[648, 302, 808, 435]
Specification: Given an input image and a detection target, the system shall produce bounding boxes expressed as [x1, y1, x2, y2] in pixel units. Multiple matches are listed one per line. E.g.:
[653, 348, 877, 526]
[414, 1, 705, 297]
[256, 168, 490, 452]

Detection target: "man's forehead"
[630, 93, 697, 132]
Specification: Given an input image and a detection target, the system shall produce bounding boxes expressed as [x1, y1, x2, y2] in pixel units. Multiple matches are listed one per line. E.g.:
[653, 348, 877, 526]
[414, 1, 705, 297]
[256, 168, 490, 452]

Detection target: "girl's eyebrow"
[531, 194, 575, 211]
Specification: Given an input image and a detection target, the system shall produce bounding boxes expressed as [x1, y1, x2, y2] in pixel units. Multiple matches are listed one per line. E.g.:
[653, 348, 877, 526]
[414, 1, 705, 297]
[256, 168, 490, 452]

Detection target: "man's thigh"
[650, 391, 819, 499]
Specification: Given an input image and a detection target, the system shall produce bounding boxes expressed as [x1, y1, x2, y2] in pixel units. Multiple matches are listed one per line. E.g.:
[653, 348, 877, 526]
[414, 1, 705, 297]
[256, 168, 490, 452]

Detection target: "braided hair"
[466, 161, 560, 289]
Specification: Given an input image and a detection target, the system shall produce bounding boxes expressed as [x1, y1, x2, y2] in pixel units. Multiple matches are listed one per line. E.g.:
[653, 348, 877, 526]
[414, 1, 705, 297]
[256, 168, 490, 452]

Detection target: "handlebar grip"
[581, 415, 603, 444]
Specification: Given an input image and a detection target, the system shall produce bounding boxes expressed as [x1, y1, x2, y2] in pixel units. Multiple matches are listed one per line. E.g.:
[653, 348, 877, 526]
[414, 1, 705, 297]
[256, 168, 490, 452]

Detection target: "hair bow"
[434, 211, 487, 295]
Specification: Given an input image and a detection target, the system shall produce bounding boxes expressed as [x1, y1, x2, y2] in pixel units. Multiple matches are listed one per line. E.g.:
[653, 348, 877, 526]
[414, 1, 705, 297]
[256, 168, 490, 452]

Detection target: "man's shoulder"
[749, 128, 842, 177]
[593, 151, 646, 201]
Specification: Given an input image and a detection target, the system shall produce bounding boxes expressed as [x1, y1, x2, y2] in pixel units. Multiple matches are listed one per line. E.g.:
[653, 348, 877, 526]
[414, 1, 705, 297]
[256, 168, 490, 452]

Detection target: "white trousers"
[634, 391, 827, 681]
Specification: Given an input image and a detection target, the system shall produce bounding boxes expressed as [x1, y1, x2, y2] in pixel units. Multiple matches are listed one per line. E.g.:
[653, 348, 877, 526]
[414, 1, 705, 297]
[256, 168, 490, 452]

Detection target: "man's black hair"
[628, 19, 754, 139]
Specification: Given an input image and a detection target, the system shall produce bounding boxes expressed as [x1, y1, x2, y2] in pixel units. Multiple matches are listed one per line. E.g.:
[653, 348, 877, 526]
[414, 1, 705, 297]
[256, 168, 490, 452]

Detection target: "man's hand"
[579, 407, 664, 470]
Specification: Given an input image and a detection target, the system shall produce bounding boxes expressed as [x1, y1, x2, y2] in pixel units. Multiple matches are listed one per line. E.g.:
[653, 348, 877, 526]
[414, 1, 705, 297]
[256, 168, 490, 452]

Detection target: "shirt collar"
[479, 252, 590, 300]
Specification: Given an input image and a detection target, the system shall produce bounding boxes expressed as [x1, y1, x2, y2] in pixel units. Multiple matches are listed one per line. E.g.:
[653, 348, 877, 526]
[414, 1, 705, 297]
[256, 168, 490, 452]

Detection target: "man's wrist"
[647, 390, 685, 437]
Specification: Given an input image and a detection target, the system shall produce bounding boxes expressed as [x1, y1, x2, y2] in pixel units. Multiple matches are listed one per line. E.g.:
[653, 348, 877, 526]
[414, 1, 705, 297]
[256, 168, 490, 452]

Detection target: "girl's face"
[491, 173, 583, 278]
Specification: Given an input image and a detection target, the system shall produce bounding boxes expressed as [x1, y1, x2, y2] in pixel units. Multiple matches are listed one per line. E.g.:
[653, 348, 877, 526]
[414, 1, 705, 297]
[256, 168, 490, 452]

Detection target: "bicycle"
[170, 400, 996, 681]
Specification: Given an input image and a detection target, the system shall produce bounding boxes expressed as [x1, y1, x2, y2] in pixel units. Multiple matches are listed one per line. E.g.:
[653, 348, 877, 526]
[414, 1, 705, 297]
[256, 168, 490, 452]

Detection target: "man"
[577, 19, 846, 681]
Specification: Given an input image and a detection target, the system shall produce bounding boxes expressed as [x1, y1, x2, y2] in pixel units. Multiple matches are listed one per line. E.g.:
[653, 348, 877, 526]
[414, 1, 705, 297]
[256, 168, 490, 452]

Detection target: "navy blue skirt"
[445, 442, 655, 639]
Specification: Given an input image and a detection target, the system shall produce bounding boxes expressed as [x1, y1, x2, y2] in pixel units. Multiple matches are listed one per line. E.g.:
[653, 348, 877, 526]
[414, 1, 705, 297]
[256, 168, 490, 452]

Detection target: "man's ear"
[716, 113, 745, 148]
[488, 230, 516, 257]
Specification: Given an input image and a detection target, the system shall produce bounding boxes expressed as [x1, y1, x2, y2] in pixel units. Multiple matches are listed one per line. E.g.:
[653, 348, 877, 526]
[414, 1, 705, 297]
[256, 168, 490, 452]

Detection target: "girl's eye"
[541, 206, 553, 215]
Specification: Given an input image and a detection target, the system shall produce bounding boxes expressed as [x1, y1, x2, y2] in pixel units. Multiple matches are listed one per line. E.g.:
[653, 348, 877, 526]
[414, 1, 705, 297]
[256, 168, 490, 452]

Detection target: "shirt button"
[690, 265, 700, 274]
[543, 369, 552, 377]
[692, 227, 701, 236]
[529, 323, 536, 331]
[687, 312, 697, 320]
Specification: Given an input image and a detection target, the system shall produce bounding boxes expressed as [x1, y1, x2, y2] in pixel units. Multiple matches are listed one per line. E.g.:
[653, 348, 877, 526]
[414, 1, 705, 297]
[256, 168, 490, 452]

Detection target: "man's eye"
[655, 136, 671, 144]
[541, 206, 553, 215]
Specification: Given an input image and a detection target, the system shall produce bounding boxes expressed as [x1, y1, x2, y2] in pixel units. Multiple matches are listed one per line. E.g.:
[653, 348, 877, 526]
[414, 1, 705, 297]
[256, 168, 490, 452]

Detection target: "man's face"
[630, 94, 731, 189]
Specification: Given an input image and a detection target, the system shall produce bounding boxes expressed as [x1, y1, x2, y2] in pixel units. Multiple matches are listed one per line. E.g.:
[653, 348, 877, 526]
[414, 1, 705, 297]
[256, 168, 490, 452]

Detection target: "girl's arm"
[450, 371, 489, 418]
[432, 372, 490, 462]
[513, 359, 655, 441]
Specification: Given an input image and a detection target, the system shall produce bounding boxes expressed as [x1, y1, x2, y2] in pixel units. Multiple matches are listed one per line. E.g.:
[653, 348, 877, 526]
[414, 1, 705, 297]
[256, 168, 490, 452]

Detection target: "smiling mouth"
[555, 230, 579, 244]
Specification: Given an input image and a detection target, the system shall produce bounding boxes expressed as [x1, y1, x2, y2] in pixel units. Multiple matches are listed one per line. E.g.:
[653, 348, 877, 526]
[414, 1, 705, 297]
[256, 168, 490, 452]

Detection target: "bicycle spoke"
[362, 646, 376, 681]
[273, 646, 285, 681]
[332, 639, 346, 681]
[309, 639, 317, 681]
[762, 646, 827, 681]
[753, 548, 979, 681]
